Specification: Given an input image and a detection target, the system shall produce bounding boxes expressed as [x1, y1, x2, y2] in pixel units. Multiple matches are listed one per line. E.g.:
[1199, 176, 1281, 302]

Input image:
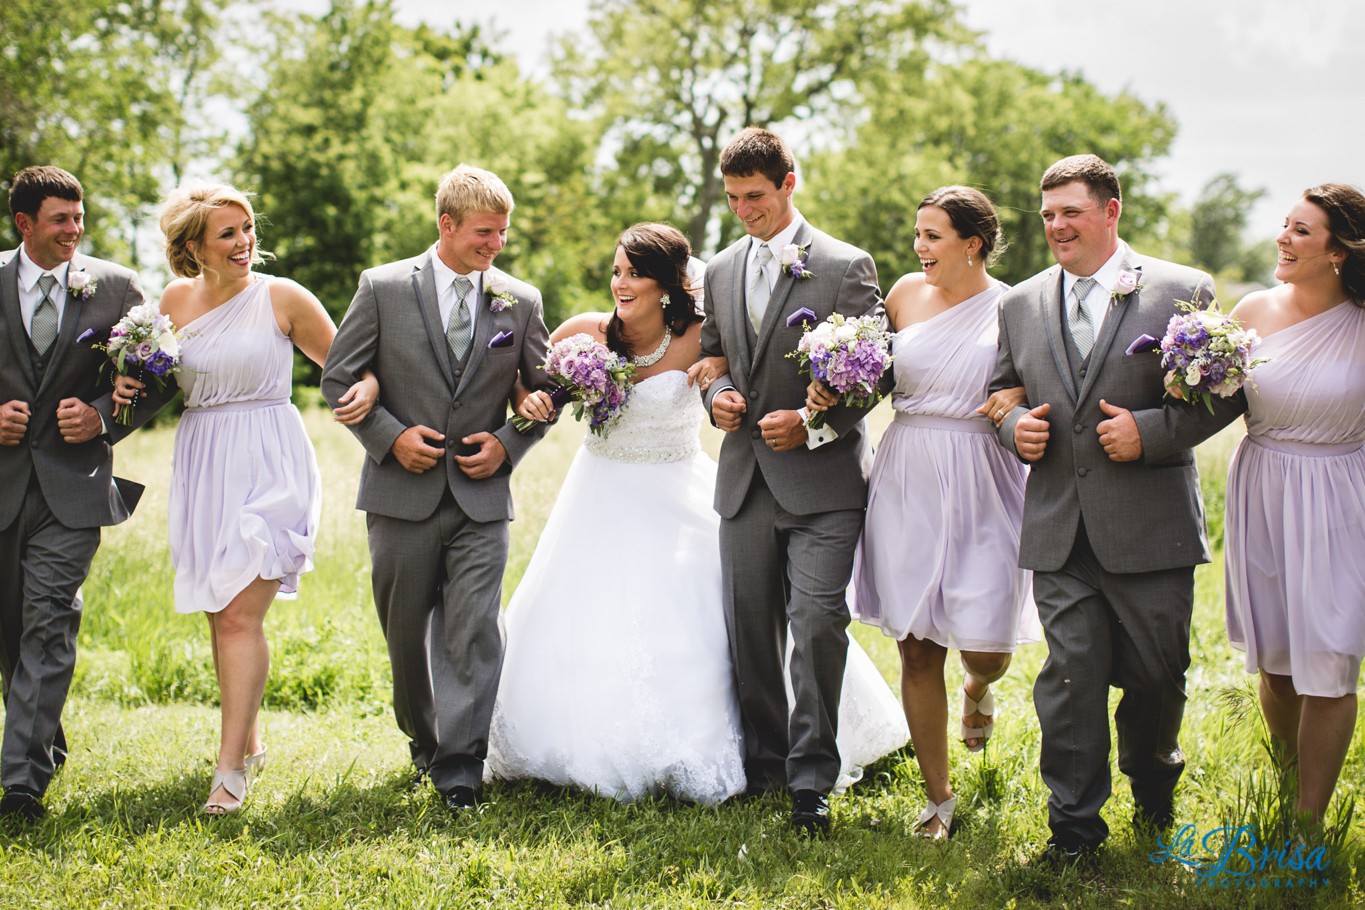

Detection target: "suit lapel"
[724, 241, 754, 381]
[1041, 268, 1078, 403]
[0, 252, 37, 390]
[412, 254, 456, 394]
[1076, 258, 1144, 407]
[750, 224, 811, 373]
[455, 269, 497, 397]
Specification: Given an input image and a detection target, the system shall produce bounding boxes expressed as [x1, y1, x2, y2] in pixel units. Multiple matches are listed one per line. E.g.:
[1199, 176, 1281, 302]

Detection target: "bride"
[486, 223, 907, 805]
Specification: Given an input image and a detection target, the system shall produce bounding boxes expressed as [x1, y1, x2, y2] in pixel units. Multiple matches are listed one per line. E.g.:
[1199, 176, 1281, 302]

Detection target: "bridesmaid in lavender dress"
[116, 182, 376, 814]
[1224, 183, 1365, 825]
[809, 187, 1040, 839]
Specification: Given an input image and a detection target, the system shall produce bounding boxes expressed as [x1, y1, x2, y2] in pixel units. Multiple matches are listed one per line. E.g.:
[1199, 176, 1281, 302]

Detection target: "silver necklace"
[632, 324, 672, 367]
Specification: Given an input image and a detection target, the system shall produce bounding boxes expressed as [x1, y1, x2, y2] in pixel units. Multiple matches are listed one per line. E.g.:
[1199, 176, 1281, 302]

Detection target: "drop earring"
[659, 293, 671, 308]
[1333, 261, 1341, 277]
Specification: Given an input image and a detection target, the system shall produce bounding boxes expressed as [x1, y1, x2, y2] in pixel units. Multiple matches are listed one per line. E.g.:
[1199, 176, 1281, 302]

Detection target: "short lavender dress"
[168, 277, 320, 613]
[1225, 300, 1365, 696]
[853, 282, 1040, 651]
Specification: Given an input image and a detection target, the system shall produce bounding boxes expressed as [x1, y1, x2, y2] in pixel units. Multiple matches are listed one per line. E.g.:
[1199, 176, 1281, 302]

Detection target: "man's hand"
[57, 398, 102, 444]
[1097, 399, 1143, 462]
[454, 432, 508, 480]
[1014, 402, 1051, 463]
[758, 409, 808, 453]
[392, 425, 446, 473]
[712, 389, 747, 433]
[0, 400, 30, 446]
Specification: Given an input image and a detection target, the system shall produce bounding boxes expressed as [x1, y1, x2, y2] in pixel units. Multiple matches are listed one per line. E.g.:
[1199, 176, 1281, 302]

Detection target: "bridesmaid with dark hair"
[1224, 182, 1365, 825]
[809, 186, 1039, 839]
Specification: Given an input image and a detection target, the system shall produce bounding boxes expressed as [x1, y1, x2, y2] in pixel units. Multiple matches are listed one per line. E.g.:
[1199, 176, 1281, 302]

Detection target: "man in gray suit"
[0, 166, 167, 821]
[989, 154, 1245, 861]
[321, 165, 553, 815]
[699, 128, 881, 834]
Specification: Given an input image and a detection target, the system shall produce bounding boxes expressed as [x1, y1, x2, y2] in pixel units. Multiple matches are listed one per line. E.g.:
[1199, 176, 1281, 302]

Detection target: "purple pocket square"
[488, 330, 515, 349]
[1125, 333, 1160, 356]
[786, 307, 817, 329]
[76, 327, 98, 344]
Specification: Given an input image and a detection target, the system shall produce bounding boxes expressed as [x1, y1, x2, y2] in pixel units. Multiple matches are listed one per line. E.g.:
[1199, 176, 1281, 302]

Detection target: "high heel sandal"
[913, 796, 957, 841]
[961, 684, 995, 752]
[203, 768, 248, 815]
[245, 746, 267, 784]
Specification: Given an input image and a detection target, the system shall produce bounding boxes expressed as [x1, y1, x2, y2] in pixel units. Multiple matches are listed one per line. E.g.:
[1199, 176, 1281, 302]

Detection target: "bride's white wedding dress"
[487, 371, 908, 805]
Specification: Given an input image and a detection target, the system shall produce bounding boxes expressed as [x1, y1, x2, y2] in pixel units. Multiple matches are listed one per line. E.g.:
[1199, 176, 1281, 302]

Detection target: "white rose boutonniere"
[1111, 268, 1142, 301]
[779, 243, 815, 279]
[486, 274, 518, 312]
[68, 269, 98, 301]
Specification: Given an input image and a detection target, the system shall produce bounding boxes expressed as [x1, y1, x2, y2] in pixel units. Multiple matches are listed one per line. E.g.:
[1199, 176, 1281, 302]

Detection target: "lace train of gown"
[487, 371, 907, 804]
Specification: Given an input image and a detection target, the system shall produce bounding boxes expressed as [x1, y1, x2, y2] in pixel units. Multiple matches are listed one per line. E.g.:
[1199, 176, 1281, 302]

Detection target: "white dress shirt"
[431, 244, 480, 336]
[17, 246, 70, 339]
[1062, 240, 1130, 341]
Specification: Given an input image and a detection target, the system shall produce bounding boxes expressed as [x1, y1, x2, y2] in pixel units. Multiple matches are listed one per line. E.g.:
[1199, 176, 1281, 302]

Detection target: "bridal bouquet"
[513, 333, 636, 437]
[787, 312, 893, 429]
[85, 302, 186, 425]
[1125, 300, 1265, 413]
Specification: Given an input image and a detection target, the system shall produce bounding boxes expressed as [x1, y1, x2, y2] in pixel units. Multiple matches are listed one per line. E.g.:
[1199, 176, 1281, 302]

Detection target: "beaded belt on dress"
[583, 436, 697, 464]
[893, 412, 994, 434]
[1248, 435, 1364, 457]
[185, 397, 291, 414]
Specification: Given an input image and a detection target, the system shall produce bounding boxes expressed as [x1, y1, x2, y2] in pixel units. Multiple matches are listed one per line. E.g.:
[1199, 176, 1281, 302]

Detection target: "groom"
[321, 164, 553, 815]
[989, 154, 1245, 862]
[700, 128, 881, 834]
[1, 166, 166, 821]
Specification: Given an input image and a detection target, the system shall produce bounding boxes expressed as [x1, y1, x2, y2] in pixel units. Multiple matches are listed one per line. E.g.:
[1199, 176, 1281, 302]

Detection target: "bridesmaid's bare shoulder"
[550, 311, 609, 344]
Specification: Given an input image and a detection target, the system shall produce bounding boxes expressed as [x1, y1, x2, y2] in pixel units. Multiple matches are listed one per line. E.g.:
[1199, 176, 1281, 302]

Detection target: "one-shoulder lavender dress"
[854, 282, 1040, 651]
[1225, 300, 1365, 697]
[168, 277, 320, 613]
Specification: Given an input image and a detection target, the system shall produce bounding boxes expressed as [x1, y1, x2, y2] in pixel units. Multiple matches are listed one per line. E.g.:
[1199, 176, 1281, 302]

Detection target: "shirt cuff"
[799, 407, 838, 449]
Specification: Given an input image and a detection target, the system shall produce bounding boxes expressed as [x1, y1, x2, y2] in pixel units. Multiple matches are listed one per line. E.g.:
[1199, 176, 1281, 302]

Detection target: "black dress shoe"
[790, 789, 830, 836]
[442, 785, 480, 815]
[1036, 837, 1100, 869]
[0, 787, 46, 822]
[1134, 802, 1175, 834]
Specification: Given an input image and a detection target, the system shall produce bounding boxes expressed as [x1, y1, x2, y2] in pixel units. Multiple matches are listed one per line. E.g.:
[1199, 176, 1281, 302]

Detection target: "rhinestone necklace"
[632, 324, 672, 367]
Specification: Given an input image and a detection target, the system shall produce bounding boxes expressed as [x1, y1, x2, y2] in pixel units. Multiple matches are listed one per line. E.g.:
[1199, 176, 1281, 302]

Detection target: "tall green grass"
[4, 403, 1361, 909]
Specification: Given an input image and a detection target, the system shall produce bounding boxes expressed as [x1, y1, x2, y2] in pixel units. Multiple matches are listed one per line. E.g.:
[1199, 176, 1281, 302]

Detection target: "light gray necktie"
[31, 273, 59, 355]
[1069, 276, 1097, 358]
[447, 276, 473, 360]
[747, 244, 774, 332]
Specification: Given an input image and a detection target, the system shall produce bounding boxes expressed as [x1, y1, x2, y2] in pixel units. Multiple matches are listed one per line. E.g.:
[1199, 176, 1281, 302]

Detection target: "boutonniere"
[68, 269, 98, 301]
[1111, 268, 1142, 302]
[485, 274, 518, 312]
[779, 244, 815, 279]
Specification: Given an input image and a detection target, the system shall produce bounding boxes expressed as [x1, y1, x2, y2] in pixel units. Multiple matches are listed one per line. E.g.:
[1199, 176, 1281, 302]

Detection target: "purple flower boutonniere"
[485, 274, 518, 313]
[1110, 268, 1142, 303]
[780, 244, 815, 280]
[68, 269, 98, 301]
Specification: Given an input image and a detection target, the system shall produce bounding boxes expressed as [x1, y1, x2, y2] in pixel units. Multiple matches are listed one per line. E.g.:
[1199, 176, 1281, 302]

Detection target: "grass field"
[2, 401, 1361, 909]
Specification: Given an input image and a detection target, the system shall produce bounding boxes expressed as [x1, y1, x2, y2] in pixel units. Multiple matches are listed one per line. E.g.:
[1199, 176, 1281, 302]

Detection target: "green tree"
[554, 0, 966, 255]
[1189, 172, 1268, 280]
[805, 57, 1180, 286]
[0, 0, 233, 264]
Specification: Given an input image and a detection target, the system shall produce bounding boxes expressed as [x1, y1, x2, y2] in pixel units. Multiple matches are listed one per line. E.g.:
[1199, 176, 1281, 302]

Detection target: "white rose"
[1184, 363, 1203, 386]
[68, 271, 92, 292]
[158, 331, 179, 358]
[779, 244, 801, 267]
[835, 324, 858, 342]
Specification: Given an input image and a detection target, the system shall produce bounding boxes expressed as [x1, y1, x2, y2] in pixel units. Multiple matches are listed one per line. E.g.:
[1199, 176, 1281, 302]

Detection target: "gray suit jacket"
[0, 249, 163, 530]
[700, 223, 882, 519]
[321, 253, 552, 524]
[990, 248, 1245, 574]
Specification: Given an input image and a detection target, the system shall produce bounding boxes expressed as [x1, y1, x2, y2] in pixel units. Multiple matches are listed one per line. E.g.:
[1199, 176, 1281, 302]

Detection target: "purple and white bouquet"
[512, 333, 636, 437]
[787, 312, 893, 430]
[1125, 300, 1265, 413]
[87, 302, 186, 425]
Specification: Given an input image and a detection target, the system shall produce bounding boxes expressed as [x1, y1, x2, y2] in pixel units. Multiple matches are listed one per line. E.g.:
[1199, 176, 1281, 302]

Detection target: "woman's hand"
[686, 355, 729, 390]
[805, 379, 838, 413]
[333, 370, 379, 425]
[112, 373, 146, 418]
[977, 386, 1028, 426]
[517, 389, 557, 423]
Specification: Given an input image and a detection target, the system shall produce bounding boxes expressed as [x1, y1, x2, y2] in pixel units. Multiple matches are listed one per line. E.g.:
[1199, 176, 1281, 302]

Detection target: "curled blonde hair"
[435, 164, 514, 227]
[160, 180, 272, 279]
